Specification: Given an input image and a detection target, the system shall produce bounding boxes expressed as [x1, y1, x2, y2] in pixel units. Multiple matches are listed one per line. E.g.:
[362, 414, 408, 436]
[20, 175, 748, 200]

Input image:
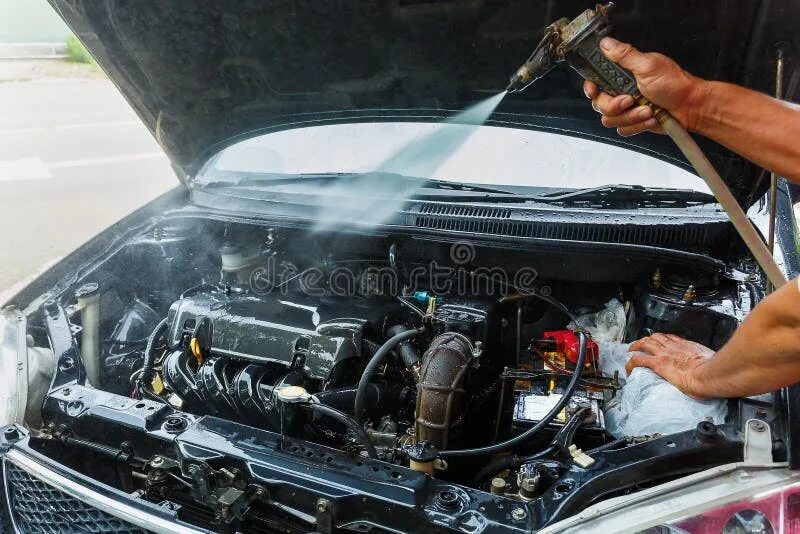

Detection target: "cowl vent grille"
[418, 204, 512, 219]
[413, 215, 715, 249]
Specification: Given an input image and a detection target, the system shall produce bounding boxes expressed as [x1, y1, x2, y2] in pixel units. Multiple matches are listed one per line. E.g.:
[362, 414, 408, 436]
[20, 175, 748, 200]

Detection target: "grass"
[65, 35, 95, 65]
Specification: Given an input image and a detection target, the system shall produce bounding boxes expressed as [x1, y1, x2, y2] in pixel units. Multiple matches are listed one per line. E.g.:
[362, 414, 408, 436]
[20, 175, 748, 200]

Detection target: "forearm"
[690, 278, 800, 398]
[692, 81, 800, 184]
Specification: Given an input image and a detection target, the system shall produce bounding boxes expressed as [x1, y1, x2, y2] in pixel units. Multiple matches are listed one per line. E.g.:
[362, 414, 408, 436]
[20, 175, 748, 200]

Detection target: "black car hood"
[50, 0, 797, 207]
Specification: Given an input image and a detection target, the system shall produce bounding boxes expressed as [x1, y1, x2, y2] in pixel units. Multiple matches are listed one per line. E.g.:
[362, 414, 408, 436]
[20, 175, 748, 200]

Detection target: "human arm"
[584, 37, 800, 185]
[626, 277, 800, 399]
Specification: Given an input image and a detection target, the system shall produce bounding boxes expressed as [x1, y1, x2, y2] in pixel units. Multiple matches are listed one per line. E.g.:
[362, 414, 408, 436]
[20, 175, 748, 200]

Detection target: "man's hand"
[583, 37, 708, 136]
[626, 333, 715, 399]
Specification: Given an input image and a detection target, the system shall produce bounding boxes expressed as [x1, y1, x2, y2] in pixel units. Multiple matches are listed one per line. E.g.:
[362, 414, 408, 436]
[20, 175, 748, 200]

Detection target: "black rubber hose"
[440, 332, 587, 457]
[354, 326, 425, 424]
[396, 339, 421, 371]
[473, 445, 558, 485]
[137, 317, 169, 399]
[314, 384, 399, 413]
[309, 403, 378, 459]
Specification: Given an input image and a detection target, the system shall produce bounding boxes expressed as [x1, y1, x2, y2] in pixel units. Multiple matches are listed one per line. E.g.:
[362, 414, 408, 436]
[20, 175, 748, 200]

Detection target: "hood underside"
[50, 0, 798, 206]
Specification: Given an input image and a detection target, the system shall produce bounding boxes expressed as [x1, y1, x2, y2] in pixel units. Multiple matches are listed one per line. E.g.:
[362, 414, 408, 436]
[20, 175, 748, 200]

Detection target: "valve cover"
[166, 291, 392, 380]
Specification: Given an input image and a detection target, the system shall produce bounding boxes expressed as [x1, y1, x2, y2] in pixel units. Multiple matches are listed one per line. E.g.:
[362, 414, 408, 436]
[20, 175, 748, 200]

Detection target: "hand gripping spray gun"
[507, 2, 786, 288]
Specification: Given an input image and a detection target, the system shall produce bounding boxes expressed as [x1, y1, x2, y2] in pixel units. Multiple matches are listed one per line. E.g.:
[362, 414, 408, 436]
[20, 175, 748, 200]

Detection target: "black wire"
[585, 438, 628, 456]
[135, 317, 169, 402]
[354, 326, 425, 424]
[309, 403, 378, 459]
[397, 296, 426, 318]
[486, 273, 578, 323]
[440, 332, 587, 457]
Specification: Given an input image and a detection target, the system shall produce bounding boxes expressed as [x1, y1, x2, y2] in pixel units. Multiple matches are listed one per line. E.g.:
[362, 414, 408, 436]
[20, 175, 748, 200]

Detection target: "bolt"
[490, 477, 506, 495]
[755, 408, 768, 418]
[62, 388, 71, 396]
[695, 420, 718, 441]
[151, 456, 165, 467]
[3, 427, 20, 442]
[682, 284, 697, 302]
[751, 420, 767, 433]
[512, 507, 527, 521]
[59, 356, 75, 372]
[164, 416, 188, 433]
[316, 499, 329, 513]
[434, 490, 460, 511]
[520, 477, 538, 494]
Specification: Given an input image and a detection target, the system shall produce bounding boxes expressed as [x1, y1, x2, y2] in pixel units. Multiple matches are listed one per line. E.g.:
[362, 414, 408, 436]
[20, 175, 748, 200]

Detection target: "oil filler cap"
[276, 385, 311, 404]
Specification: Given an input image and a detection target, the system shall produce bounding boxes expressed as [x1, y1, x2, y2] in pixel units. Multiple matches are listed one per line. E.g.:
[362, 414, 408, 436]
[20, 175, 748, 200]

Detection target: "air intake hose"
[414, 333, 473, 450]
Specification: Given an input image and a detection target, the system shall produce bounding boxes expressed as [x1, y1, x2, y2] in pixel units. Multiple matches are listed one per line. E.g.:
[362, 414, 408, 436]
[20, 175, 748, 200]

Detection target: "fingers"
[599, 37, 654, 75]
[625, 352, 658, 375]
[583, 85, 658, 136]
[600, 105, 652, 128]
[592, 93, 635, 116]
[617, 122, 658, 136]
[583, 80, 598, 99]
[629, 336, 664, 355]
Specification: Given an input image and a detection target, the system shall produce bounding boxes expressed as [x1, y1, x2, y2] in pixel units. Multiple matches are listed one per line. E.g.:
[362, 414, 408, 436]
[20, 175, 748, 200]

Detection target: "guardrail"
[0, 43, 67, 59]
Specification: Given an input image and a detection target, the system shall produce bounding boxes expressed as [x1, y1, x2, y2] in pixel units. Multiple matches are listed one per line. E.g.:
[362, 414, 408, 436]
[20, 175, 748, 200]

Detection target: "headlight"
[661, 481, 800, 534]
[0, 307, 53, 428]
[540, 452, 800, 533]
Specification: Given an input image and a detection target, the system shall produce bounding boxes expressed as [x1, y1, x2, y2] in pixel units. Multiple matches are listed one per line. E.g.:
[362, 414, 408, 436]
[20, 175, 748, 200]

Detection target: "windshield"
[198, 122, 710, 194]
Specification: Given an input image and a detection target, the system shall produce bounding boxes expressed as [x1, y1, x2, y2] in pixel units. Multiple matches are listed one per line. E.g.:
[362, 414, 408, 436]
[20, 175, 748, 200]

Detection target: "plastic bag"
[568, 298, 627, 343]
[598, 341, 727, 438]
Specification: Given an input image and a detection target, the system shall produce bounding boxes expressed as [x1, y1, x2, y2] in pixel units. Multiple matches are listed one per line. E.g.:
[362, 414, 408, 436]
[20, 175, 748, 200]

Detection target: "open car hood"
[50, 0, 798, 207]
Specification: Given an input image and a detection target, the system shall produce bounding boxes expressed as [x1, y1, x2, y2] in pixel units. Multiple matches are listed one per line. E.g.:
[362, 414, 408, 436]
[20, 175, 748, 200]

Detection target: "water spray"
[312, 91, 507, 232]
[506, 2, 786, 288]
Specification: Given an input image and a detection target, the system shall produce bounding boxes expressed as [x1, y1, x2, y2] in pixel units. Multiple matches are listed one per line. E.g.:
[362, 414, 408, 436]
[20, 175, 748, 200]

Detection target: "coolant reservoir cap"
[276, 385, 311, 404]
[403, 440, 438, 463]
[74, 282, 99, 300]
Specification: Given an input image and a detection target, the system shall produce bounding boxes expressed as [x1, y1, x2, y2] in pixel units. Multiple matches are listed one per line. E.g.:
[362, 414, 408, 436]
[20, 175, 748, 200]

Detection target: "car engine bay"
[5, 216, 777, 532]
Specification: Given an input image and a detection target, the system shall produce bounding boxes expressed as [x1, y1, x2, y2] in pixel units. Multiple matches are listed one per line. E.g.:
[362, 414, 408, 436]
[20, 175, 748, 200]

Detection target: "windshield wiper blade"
[533, 184, 716, 207]
[200, 172, 528, 198]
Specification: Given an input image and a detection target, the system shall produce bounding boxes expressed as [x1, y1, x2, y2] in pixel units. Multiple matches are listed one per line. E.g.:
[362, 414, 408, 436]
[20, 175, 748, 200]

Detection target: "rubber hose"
[440, 332, 587, 457]
[354, 326, 425, 424]
[473, 444, 558, 485]
[314, 383, 398, 412]
[661, 116, 786, 288]
[310, 403, 378, 459]
[137, 317, 169, 398]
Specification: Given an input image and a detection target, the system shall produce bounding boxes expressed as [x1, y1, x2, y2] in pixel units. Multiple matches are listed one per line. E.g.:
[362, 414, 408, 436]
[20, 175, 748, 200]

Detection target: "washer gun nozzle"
[505, 2, 664, 121]
[505, 19, 564, 93]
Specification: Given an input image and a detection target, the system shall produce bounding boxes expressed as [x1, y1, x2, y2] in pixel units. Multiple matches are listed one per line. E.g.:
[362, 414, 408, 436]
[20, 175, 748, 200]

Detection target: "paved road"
[0, 70, 174, 299]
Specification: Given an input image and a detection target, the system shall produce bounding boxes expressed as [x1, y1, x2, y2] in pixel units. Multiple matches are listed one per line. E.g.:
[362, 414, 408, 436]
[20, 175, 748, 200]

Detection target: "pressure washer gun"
[506, 3, 654, 113]
[505, 2, 787, 288]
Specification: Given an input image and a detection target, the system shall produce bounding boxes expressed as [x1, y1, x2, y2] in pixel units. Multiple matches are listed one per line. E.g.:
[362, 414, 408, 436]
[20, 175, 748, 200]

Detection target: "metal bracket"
[316, 498, 334, 534]
[743, 418, 773, 465]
